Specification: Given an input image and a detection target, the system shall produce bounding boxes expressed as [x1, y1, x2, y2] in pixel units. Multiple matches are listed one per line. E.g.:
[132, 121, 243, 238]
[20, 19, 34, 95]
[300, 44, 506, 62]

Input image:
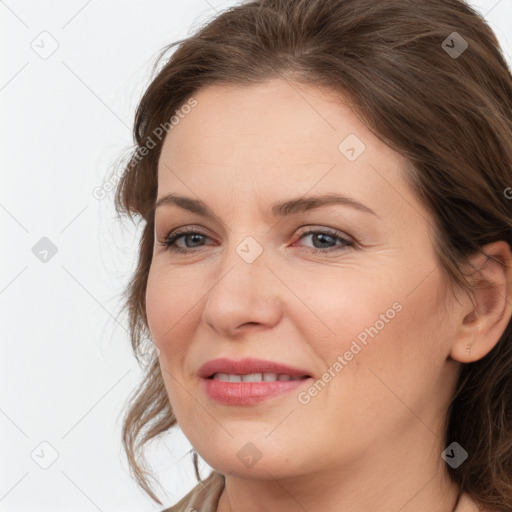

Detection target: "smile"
[198, 357, 313, 405]
[210, 372, 306, 382]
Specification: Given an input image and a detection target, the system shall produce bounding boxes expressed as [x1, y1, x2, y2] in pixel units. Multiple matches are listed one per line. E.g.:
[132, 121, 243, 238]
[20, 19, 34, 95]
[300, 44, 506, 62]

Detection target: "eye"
[158, 226, 213, 254]
[157, 226, 356, 255]
[293, 227, 355, 254]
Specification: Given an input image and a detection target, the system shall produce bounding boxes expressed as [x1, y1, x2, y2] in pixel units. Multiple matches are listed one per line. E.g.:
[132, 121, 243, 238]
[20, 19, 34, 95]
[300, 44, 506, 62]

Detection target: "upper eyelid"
[153, 199, 378, 239]
[161, 225, 355, 246]
[161, 224, 349, 237]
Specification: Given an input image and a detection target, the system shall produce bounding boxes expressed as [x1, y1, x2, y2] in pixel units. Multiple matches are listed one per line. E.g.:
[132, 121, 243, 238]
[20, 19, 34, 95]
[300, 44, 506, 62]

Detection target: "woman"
[113, 0, 512, 510]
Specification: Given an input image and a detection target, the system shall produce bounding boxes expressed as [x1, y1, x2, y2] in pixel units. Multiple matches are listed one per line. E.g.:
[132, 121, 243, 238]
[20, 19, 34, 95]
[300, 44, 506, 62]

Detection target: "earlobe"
[450, 241, 512, 363]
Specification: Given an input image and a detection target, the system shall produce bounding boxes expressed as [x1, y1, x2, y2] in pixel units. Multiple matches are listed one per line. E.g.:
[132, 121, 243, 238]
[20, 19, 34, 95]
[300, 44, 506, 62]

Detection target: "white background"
[1, 1, 511, 511]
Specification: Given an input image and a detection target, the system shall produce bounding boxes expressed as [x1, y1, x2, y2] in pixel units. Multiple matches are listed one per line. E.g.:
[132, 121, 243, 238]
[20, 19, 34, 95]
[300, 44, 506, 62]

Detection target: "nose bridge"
[209, 231, 268, 302]
[218, 205, 269, 271]
[202, 231, 282, 332]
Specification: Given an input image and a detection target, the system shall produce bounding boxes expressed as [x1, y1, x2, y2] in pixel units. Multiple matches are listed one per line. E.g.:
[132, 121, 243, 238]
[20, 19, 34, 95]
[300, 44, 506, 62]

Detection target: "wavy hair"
[112, 0, 512, 508]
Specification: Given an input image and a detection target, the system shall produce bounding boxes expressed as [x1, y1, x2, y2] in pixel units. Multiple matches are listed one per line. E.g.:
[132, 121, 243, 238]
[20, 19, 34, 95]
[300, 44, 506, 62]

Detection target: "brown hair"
[112, 0, 512, 508]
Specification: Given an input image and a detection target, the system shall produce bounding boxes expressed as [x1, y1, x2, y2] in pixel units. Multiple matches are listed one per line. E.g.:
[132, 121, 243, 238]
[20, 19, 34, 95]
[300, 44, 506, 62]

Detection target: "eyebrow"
[154, 192, 378, 219]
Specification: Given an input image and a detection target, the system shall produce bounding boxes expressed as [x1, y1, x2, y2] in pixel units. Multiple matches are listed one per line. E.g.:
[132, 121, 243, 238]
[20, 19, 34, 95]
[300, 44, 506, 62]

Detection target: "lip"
[198, 357, 312, 379]
[198, 357, 313, 406]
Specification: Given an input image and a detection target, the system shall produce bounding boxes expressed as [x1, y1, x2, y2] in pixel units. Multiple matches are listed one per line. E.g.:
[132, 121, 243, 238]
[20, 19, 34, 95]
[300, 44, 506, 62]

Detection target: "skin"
[145, 77, 512, 512]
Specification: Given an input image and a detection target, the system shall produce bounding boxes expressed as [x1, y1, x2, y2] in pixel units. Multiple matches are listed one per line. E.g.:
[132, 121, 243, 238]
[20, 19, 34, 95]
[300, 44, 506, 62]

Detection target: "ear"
[450, 241, 512, 363]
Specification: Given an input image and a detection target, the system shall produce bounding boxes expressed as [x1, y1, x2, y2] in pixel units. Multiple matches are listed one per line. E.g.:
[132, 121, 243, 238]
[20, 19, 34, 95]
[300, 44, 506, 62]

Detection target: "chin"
[197, 444, 307, 481]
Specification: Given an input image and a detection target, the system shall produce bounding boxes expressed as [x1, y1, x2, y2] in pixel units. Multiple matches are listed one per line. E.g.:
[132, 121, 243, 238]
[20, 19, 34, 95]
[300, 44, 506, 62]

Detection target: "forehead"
[160, 78, 377, 167]
[156, 78, 421, 223]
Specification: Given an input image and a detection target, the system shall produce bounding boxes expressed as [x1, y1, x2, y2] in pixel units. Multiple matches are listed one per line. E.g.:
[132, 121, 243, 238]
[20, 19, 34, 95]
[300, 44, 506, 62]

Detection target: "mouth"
[198, 357, 312, 379]
[208, 372, 310, 382]
[198, 358, 313, 405]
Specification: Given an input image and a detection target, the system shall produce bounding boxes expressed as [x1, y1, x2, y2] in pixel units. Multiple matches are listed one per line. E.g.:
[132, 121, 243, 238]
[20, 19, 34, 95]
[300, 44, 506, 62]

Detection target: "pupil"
[187, 234, 203, 247]
[314, 234, 333, 248]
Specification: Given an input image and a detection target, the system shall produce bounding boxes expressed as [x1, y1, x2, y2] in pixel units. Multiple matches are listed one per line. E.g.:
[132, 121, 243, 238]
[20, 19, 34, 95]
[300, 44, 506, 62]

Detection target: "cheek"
[306, 266, 447, 394]
[287, 264, 403, 354]
[145, 265, 196, 344]
[145, 267, 194, 418]
[145, 269, 170, 342]
[330, 275, 448, 410]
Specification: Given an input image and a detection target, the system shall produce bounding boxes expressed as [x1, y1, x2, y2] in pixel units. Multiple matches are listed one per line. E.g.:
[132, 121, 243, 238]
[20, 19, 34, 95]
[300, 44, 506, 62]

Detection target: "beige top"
[161, 471, 486, 512]
[161, 471, 224, 512]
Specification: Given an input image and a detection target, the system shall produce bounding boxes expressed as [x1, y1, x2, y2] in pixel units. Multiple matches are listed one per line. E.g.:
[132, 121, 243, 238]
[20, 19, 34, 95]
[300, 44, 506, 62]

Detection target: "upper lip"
[198, 358, 312, 379]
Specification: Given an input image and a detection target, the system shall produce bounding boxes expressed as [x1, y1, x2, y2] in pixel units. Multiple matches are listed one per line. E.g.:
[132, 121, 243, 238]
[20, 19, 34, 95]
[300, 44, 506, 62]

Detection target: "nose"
[201, 247, 283, 337]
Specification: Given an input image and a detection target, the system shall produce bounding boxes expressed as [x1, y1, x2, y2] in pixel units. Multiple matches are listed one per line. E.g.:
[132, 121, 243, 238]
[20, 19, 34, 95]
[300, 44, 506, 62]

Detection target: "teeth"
[243, 373, 264, 382]
[211, 372, 303, 382]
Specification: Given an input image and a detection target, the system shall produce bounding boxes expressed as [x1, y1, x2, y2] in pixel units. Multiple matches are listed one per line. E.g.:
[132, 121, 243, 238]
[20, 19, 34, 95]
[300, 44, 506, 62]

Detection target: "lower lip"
[202, 377, 312, 405]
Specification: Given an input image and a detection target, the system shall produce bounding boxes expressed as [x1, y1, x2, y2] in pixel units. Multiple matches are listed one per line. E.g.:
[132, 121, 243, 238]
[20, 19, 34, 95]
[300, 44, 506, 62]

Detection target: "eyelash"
[157, 226, 356, 255]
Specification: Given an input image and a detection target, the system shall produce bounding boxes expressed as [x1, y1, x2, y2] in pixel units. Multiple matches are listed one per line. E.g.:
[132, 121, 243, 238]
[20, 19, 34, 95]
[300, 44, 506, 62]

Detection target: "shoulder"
[160, 471, 225, 512]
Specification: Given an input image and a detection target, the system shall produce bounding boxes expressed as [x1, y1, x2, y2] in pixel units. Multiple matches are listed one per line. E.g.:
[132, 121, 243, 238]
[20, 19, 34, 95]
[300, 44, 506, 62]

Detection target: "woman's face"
[146, 78, 461, 480]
